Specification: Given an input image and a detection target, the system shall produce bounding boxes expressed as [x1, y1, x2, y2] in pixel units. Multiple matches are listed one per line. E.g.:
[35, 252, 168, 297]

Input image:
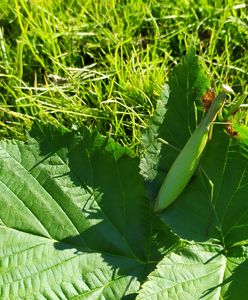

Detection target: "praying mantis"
[154, 85, 238, 212]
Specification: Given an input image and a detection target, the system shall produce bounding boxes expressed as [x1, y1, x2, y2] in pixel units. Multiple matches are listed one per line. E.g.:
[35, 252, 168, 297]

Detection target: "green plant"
[1, 50, 248, 299]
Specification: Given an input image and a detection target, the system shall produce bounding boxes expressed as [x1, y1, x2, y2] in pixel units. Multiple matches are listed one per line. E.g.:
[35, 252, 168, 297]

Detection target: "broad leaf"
[0, 127, 176, 299]
[140, 49, 248, 298]
[137, 244, 248, 300]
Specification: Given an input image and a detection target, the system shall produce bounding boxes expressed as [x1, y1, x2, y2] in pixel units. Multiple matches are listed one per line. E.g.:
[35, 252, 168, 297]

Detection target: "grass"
[0, 0, 247, 151]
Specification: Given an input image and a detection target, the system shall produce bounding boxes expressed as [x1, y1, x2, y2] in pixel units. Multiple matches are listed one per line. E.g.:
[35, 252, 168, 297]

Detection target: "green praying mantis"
[154, 85, 239, 212]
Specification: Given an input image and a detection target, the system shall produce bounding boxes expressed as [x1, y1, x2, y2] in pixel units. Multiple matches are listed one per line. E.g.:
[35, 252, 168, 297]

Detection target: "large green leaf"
[140, 49, 248, 298]
[137, 244, 248, 299]
[0, 127, 176, 299]
[141, 49, 248, 245]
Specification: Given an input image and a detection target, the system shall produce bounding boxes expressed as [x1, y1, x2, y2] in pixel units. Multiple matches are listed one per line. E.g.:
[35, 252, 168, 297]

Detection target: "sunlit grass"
[0, 0, 247, 151]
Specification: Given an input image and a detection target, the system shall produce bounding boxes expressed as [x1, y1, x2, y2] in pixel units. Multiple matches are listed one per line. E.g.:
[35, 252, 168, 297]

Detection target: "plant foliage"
[1, 50, 248, 299]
